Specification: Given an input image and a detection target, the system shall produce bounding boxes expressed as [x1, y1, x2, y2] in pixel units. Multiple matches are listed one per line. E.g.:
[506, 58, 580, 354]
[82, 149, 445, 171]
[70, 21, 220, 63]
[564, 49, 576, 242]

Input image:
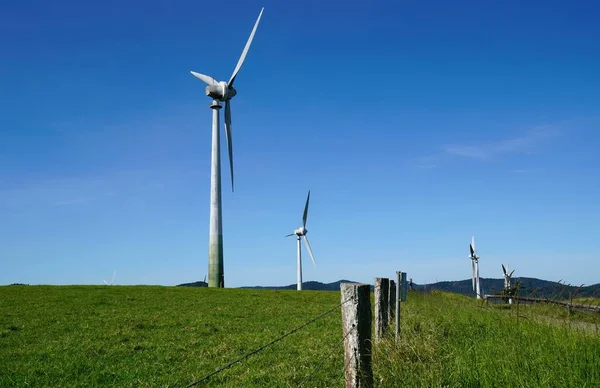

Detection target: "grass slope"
[2, 286, 600, 387]
[0, 286, 344, 387]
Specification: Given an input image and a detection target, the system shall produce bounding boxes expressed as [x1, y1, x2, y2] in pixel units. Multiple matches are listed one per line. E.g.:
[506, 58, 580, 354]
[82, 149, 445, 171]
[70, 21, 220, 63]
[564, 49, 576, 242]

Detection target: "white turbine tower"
[190, 8, 264, 288]
[502, 264, 515, 304]
[286, 191, 317, 291]
[103, 270, 116, 286]
[469, 236, 481, 299]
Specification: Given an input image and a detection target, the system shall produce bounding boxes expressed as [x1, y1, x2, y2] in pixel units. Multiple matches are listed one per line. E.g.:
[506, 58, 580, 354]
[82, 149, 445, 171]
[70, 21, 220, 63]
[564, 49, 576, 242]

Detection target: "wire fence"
[298, 324, 356, 386]
[185, 296, 355, 387]
[482, 279, 600, 314]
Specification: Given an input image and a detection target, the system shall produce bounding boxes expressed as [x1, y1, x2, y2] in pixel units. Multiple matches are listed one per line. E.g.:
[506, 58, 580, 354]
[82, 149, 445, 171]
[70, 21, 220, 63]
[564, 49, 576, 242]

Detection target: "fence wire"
[297, 324, 356, 387]
[185, 296, 355, 387]
[341, 351, 356, 380]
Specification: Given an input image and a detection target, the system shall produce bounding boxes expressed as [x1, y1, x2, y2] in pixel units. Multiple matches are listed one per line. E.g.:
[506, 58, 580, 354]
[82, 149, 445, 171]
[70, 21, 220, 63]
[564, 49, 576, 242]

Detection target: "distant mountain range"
[177, 277, 600, 300]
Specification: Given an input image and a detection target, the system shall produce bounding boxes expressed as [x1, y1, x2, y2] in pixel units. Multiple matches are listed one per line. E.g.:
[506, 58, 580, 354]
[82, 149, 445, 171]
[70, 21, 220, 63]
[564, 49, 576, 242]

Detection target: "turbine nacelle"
[205, 82, 237, 101]
[294, 227, 307, 237]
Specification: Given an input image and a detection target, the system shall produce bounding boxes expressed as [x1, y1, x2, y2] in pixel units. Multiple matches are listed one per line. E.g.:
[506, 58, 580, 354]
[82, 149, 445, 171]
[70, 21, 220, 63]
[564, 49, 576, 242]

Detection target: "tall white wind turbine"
[286, 191, 317, 291]
[190, 8, 264, 288]
[469, 236, 481, 299]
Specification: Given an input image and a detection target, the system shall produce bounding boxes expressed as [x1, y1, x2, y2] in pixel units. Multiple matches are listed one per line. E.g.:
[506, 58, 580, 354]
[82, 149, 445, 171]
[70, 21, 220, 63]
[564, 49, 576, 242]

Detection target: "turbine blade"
[302, 190, 310, 228]
[502, 264, 507, 276]
[111, 270, 116, 284]
[224, 100, 234, 192]
[228, 7, 264, 87]
[471, 236, 476, 253]
[285, 233, 295, 237]
[469, 243, 474, 256]
[510, 270, 515, 277]
[190, 71, 216, 85]
[303, 235, 316, 267]
[103, 280, 108, 285]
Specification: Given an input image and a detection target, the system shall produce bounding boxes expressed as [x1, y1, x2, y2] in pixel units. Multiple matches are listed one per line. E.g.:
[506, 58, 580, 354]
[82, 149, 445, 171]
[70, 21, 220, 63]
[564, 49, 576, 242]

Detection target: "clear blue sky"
[1, 0, 599, 288]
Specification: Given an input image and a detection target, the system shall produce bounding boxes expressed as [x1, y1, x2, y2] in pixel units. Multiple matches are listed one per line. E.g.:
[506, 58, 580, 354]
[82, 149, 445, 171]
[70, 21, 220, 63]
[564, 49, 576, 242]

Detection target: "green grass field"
[1, 286, 600, 387]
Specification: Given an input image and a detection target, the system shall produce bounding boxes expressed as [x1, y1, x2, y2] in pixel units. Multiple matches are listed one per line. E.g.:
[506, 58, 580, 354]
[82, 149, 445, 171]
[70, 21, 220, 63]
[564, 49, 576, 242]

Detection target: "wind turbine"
[285, 191, 317, 291]
[502, 264, 515, 304]
[469, 236, 481, 299]
[190, 8, 264, 288]
[103, 270, 116, 286]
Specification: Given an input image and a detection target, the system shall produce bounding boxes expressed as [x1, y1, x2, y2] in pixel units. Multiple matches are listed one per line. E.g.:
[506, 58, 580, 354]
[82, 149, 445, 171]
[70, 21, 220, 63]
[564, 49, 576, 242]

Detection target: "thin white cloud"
[443, 125, 560, 161]
[415, 124, 561, 168]
[1, 169, 174, 212]
[511, 168, 543, 174]
[53, 196, 96, 207]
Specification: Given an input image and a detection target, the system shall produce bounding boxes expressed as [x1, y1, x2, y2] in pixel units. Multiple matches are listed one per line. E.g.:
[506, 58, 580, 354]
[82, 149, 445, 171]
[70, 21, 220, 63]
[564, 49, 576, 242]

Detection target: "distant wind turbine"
[285, 191, 317, 291]
[189, 8, 265, 288]
[502, 264, 515, 304]
[468, 236, 481, 299]
[103, 271, 116, 286]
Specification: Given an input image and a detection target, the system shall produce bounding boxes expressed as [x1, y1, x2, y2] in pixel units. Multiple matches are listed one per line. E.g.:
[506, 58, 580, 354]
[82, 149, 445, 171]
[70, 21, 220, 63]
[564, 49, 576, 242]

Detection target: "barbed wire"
[297, 324, 356, 387]
[185, 296, 355, 387]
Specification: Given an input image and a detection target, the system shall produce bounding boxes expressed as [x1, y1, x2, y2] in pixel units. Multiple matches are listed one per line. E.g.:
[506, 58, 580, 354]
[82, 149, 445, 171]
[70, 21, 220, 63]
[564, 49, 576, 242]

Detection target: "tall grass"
[374, 290, 600, 387]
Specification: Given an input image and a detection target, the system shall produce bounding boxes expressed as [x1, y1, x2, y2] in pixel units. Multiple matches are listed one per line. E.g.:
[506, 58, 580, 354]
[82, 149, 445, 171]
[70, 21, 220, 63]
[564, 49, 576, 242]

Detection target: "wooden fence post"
[374, 278, 389, 341]
[400, 272, 407, 302]
[341, 283, 373, 388]
[388, 279, 396, 322]
[395, 271, 401, 344]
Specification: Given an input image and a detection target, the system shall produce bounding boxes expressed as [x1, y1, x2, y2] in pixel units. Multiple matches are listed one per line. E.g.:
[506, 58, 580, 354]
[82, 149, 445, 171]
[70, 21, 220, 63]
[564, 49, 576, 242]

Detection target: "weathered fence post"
[341, 283, 373, 388]
[374, 278, 390, 341]
[401, 272, 407, 302]
[388, 279, 396, 322]
[395, 271, 401, 344]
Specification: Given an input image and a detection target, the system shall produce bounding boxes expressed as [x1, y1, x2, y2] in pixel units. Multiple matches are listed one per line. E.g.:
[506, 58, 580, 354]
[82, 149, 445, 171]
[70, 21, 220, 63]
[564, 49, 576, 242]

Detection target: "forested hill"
[177, 278, 600, 300]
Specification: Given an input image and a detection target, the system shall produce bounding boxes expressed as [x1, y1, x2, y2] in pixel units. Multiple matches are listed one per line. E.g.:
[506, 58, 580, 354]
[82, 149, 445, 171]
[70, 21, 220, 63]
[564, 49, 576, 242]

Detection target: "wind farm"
[2, 2, 600, 387]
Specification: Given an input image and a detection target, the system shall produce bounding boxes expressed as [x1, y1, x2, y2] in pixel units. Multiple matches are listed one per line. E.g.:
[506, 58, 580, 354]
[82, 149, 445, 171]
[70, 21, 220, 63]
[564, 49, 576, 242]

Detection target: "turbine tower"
[286, 191, 317, 290]
[190, 8, 264, 288]
[469, 236, 481, 299]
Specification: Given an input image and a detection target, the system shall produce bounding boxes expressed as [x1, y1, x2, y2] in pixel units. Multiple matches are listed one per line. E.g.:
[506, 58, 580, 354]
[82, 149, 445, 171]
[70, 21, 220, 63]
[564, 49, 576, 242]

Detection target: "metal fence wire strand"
[185, 296, 355, 387]
[342, 351, 355, 379]
[297, 324, 357, 387]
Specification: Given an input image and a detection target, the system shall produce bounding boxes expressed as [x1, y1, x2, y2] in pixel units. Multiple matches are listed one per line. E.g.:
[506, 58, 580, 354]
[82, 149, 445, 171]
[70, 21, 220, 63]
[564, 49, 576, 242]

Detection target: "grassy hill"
[2, 285, 599, 386]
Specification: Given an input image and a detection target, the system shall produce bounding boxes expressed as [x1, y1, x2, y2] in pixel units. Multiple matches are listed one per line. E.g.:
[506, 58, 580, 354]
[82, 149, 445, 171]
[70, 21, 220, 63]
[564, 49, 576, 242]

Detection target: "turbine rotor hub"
[294, 227, 307, 236]
[205, 81, 237, 101]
